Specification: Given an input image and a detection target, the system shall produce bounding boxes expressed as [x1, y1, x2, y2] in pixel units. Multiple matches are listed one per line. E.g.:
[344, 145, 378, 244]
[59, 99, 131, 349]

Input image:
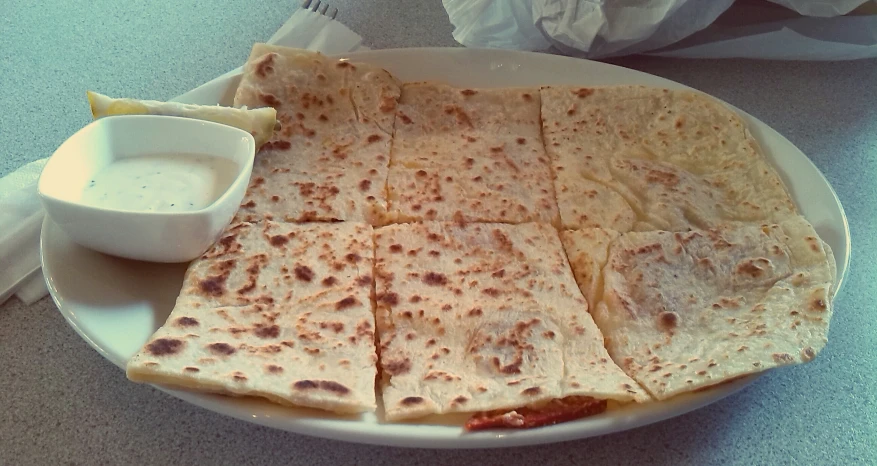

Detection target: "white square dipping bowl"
[38, 115, 255, 263]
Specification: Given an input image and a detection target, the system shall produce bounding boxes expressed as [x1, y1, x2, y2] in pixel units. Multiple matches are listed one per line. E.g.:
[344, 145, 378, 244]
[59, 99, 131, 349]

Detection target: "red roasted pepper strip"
[464, 396, 608, 431]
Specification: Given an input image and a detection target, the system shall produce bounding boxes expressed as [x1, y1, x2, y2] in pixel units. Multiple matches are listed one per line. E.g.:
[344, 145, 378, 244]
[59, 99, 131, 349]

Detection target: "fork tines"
[301, 0, 338, 19]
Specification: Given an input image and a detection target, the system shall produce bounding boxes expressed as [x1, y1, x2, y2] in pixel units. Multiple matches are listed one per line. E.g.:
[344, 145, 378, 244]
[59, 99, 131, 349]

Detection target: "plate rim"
[41, 46, 850, 449]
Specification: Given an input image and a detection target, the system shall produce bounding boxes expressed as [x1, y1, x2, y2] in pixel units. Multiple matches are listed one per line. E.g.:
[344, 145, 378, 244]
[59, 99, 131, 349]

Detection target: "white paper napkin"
[0, 7, 365, 306]
[0, 159, 48, 305]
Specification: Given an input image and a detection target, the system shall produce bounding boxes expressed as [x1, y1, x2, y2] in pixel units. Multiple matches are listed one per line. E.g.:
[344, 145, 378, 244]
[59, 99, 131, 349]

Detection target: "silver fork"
[302, 0, 338, 19]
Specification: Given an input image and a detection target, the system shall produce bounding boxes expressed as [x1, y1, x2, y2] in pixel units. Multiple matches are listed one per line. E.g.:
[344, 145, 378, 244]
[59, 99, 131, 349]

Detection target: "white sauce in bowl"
[80, 153, 240, 212]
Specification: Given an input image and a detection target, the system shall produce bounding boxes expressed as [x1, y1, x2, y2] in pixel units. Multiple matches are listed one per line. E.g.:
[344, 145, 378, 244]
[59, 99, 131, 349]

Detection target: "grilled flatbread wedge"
[387, 83, 559, 225]
[126, 221, 378, 413]
[561, 216, 835, 400]
[232, 44, 400, 225]
[541, 85, 797, 232]
[374, 222, 648, 427]
[86, 90, 277, 148]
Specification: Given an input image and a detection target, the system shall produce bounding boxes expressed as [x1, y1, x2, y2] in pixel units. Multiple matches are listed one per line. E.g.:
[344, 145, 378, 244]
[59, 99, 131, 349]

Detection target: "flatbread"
[374, 222, 647, 422]
[86, 91, 278, 147]
[126, 221, 378, 413]
[561, 216, 834, 400]
[387, 83, 559, 225]
[541, 85, 797, 231]
[232, 44, 400, 225]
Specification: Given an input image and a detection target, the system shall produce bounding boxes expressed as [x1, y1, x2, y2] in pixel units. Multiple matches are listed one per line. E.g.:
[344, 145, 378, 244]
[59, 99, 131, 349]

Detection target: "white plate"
[41, 48, 850, 449]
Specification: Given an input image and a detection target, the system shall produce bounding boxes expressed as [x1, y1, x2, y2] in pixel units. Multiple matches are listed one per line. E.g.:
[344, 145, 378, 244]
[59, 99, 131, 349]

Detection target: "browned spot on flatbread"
[320, 321, 345, 333]
[217, 235, 238, 251]
[265, 364, 284, 374]
[183, 367, 199, 373]
[444, 104, 472, 127]
[384, 358, 412, 375]
[254, 53, 276, 78]
[658, 311, 678, 330]
[801, 347, 816, 361]
[736, 260, 766, 278]
[254, 325, 280, 339]
[356, 275, 372, 287]
[336, 296, 360, 310]
[401, 396, 424, 405]
[207, 342, 236, 356]
[198, 273, 229, 297]
[482, 288, 501, 297]
[293, 380, 351, 395]
[379, 96, 396, 113]
[321, 276, 338, 287]
[379, 292, 399, 306]
[423, 272, 448, 286]
[270, 235, 288, 247]
[359, 179, 371, 191]
[261, 140, 291, 152]
[521, 387, 541, 396]
[367, 134, 383, 143]
[259, 93, 281, 107]
[175, 317, 199, 327]
[294, 380, 319, 390]
[492, 229, 514, 251]
[492, 356, 521, 375]
[644, 168, 680, 187]
[294, 266, 314, 282]
[574, 88, 594, 98]
[145, 338, 184, 356]
[356, 320, 372, 337]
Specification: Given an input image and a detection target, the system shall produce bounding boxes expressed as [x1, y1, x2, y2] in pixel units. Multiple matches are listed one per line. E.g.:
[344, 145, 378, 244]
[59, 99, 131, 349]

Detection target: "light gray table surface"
[2, 1, 875, 464]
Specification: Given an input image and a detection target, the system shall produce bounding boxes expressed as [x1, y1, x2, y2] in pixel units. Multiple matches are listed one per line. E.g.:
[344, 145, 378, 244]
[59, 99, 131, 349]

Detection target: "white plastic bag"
[444, 0, 877, 60]
[444, 0, 552, 50]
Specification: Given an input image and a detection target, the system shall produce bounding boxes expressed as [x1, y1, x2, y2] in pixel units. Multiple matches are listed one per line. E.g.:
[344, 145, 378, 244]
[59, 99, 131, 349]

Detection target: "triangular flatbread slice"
[387, 83, 559, 225]
[233, 44, 400, 225]
[126, 221, 378, 413]
[541, 85, 797, 232]
[561, 216, 835, 400]
[374, 222, 649, 427]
